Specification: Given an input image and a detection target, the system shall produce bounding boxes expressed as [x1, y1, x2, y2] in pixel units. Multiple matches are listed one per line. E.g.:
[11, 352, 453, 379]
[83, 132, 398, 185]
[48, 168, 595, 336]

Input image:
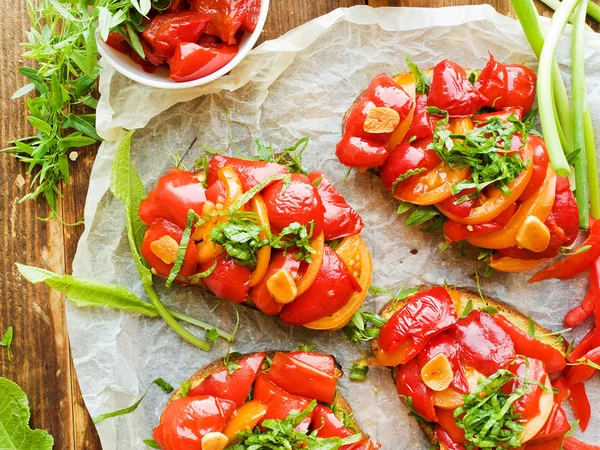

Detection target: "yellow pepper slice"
[489, 255, 550, 273]
[295, 232, 325, 296]
[249, 194, 271, 287]
[303, 235, 373, 330]
[222, 400, 267, 442]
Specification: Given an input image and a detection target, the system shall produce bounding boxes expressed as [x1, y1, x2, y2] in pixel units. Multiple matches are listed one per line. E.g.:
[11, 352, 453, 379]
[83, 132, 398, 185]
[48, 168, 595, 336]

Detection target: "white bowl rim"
[97, 0, 270, 90]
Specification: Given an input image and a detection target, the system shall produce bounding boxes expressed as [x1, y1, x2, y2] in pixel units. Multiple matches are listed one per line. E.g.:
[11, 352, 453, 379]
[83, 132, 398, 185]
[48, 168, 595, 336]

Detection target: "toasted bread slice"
[165, 352, 367, 437]
[372, 285, 567, 448]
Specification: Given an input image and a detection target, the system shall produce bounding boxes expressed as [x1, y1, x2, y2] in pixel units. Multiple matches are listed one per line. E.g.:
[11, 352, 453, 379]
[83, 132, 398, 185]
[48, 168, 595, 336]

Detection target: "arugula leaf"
[0, 378, 53, 448]
[93, 378, 174, 424]
[0, 327, 13, 362]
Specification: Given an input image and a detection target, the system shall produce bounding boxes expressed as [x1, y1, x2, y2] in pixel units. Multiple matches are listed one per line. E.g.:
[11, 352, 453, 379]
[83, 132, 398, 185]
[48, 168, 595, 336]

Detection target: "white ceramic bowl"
[98, 0, 270, 89]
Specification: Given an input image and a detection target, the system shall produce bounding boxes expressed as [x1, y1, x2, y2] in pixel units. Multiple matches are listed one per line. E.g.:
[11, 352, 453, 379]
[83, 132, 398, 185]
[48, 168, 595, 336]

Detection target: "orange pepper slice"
[222, 400, 267, 442]
[489, 255, 550, 273]
[295, 232, 325, 296]
[395, 118, 473, 205]
[436, 140, 535, 225]
[303, 234, 373, 330]
[388, 73, 417, 149]
[467, 166, 556, 250]
[369, 338, 413, 367]
[248, 194, 271, 287]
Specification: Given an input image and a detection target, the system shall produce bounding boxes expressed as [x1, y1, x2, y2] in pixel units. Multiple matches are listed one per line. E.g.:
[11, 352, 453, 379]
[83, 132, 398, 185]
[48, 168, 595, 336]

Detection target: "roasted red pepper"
[443, 220, 503, 243]
[436, 408, 466, 444]
[569, 382, 591, 432]
[418, 333, 468, 393]
[504, 356, 546, 421]
[427, 59, 487, 117]
[139, 169, 207, 230]
[437, 188, 478, 218]
[252, 373, 313, 425]
[566, 346, 600, 385]
[565, 256, 600, 327]
[201, 254, 251, 303]
[529, 402, 570, 443]
[475, 54, 508, 109]
[168, 42, 238, 83]
[335, 136, 389, 168]
[262, 173, 325, 237]
[380, 137, 441, 196]
[187, 352, 265, 405]
[396, 358, 437, 422]
[266, 352, 337, 404]
[448, 310, 516, 376]
[311, 405, 355, 445]
[378, 287, 458, 357]
[190, 0, 260, 44]
[287, 351, 337, 376]
[563, 437, 600, 450]
[308, 171, 364, 240]
[494, 314, 566, 374]
[279, 246, 361, 325]
[472, 106, 524, 124]
[140, 218, 199, 279]
[494, 64, 537, 114]
[530, 219, 600, 282]
[153, 395, 236, 450]
[552, 376, 570, 404]
[142, 11, 209, 58]
[434, 424, 466, 450]
[518, 135, 550, 201]
[207, 155, 290, 192]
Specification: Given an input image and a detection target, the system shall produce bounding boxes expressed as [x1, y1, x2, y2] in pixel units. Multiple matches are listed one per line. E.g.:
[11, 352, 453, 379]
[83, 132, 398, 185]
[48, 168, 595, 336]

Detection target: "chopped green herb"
[406, 56, 431, 95]
[211, 213, 268, 266]
[269, 222, 316, 263]
[461, 300, 474, 319]
[166, 209, 196, 287]
[0, 327, 13, 362]
[391, 168, 427, 194]
[179, 380, 192, 398]
[343, 311, 387, 344]
[404, 206, 440, 227]
[93, 378, 174, 424]
[399, 395, 430, 424]
[143, 439, 161, 449]
[350, 361, 369, 382]
[368, 285, 391, 296]
[294, 343, 317, 352]
[480, 305, 499, 316]
[396, 201, 412, 215]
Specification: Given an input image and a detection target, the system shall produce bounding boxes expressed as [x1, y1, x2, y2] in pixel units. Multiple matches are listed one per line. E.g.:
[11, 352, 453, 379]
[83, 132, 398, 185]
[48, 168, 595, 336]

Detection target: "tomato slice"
[303, 234, 372, 330]
[335, 136, 389, 168]
[396, 358, 437, 422]
[142, 12, 209, 58]
[140, 218, 199, 279]
[168, 42, 238, 82]
[437, 139, 534, 225]
[377, 286, 458, 357]
[380, 136, 441, 196]
[187, 352, 265, 405]
[448, 310, 515, 376]
[307, 171, 364, 240]
[249, 250, 302, 315]
[427, 59, 487, 117]
[266, 352, 338, 403]
[279, 246, 361, 325]
[154, 395, 236, 450]
[201, 254, 251, 303]
[207, 155, 290, 192]
[262, 173, 325, 237]
[139, 169, 207, 230]
[252, 373, 313, 425]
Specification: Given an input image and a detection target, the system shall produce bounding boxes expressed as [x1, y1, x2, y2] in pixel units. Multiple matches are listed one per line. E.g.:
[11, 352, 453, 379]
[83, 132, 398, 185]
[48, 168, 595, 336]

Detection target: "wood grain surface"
[0, 1, 596, 448]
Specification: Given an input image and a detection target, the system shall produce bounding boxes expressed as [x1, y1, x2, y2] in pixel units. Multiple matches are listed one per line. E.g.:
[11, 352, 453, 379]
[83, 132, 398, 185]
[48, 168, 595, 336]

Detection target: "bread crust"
[372, 285, 567, 448]
[164, 352, 367, 437]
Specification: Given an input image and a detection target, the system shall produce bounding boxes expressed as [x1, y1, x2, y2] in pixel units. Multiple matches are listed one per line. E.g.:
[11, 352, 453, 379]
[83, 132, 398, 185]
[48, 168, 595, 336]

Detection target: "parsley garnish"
[211, 213, 269, 267]
[227, 401, 362, 449]
[430, 112, 529, 197]
[0, 327, 13, 362]
[343, 310, 387, 344]
[269, 222, 316, 263]
[255, 137, 310, 175]
[454, 370, 525, 450]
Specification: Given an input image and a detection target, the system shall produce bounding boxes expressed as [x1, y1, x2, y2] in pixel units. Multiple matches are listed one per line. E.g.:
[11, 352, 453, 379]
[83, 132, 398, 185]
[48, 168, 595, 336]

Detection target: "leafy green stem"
[584, 107, 600, 219]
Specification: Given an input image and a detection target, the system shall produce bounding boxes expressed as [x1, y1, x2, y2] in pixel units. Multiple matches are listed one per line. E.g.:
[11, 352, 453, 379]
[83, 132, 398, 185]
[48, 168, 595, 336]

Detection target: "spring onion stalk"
[584, 108, 600, 219]
[170, 311, 234, 342]
[510, 0, 574, 154]
[539, 0, 600, 22]
[572, 0, 590, 228]
[537, 0, 581, 177]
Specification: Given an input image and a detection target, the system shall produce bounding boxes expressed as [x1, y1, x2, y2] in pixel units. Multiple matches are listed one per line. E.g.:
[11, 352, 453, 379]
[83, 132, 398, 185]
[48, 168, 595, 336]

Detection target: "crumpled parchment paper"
[69, 5, 600, 449]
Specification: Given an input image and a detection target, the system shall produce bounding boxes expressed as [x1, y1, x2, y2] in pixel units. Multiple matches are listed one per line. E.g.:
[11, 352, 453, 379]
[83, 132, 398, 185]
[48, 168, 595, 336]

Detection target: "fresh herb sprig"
[269, 222, 316, 263]
[211, 213, 269, 266]
[430, 112, 529, 197]
[454, 370, 525, 450]
[227, 401, 362, 450]
[343, 311, 387, 344]
[4, 0, 168, 218]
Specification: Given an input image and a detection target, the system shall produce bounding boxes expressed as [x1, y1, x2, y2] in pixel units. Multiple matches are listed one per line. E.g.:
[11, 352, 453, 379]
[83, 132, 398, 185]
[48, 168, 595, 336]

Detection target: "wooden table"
[0, 0, 594, 448]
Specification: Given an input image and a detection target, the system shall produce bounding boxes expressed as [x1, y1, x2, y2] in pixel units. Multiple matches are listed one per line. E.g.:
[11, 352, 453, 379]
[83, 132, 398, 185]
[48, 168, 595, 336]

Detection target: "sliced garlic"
[150, 235, 179, 265]
[516, 215, 551, 253]
[201, 432, 229, 450]
[363, 107, 400, 134]
[420, 353, 454, 392]
[267, 268, 298, 304]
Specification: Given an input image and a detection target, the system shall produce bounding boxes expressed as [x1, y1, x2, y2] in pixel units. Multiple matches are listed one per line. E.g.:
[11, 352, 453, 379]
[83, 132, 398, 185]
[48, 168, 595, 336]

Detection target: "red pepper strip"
[569, 382, 591, 432]
[434, 425, 466, 450]
[494, 314, 566, 374]
[529, 220, 600, 283]
[563, 437, 600, 450]
[552, 376, 570, 403]
[569, 326, 600, 362]
[529, 402, 570, 443]
[565, 256, 600, 327]
[526, 437, 564, 450]
[566, 346, 600, 385]
[396, 358, 437, 423]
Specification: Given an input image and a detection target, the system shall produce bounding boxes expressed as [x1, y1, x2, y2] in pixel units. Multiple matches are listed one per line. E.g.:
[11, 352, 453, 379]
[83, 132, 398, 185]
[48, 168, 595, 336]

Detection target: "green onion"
[584, 108, 600, 219]
[537, 0, 581, 177]
[571, 0, 590, 228]
[539, 0, 600, 22]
